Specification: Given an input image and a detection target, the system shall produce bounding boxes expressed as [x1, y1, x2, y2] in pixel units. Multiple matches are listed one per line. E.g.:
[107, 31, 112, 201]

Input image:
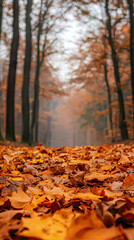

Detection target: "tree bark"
[22, 0, 33, 143]
[128, 0, 134, 137]
[0, 0, 3, 35]
[44, 101, 51, 147]
[30, 0, 55, 144]
[30, 0, 46, 143]
[44, 116, 51, 147]
[0, 0, 3, 140]
[103, 62, 114, 142]
[6, 0, 19, 141]
[30, 20, 41, 143]
[31, 58, 40, 143]
[105, 0, 128, 140]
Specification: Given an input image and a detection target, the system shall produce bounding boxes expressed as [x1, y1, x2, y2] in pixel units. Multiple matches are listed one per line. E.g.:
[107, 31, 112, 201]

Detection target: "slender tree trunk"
[22, 0, 33, 143]
[128, 0, 134, 138]
[30, 0, 50, 143]
[0, 129, 3, 140]
[35, 109, 39, 143]
[105, 0, 128, 140]
[30, 24, 41, 143]
[103, 62, 114, 142]
[44, 101, 51, 147]
[0, 0, 3, 140]
[30, 1, 45, 144]
[30, 63, 40, 143]
[6, 0, 19, 141]
[0, 0, 3, 35]
[45, 116, 51, 147]
[32, 63, 40, 143]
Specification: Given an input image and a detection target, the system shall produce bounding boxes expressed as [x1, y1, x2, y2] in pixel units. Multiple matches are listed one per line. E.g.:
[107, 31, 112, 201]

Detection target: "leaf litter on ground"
[0, 143, 134, 239]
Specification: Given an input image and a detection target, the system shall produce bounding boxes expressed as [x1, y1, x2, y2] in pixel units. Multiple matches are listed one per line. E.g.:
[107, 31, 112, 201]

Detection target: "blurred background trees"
[0, 0, 134, 146]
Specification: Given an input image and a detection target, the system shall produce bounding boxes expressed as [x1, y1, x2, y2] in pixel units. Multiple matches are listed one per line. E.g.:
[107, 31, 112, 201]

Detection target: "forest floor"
[0, 142, 134, 240]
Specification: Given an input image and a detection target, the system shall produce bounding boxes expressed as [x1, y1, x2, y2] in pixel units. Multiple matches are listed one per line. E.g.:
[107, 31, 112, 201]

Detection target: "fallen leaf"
[122, 174, 134, 196]
[120, 226, 134, 240]
[71, 192, 102, 201]
[19, 209, 76, 240]
[8, 187, 32, 209]
[66, 226, 124, 240]
[85, 173, 116, 182]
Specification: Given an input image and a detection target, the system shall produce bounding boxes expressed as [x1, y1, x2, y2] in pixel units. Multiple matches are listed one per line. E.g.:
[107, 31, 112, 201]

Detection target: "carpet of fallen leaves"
[0, 143, 134, 240]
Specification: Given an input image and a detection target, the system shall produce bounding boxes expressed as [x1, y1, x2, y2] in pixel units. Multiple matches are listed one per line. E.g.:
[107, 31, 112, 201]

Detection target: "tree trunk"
[105, 0, 128, 140]
[44, 101, 51, 147]
[32, 63, 40, 143]
[30, 63, 40, 143]
[30, 1, 45, 144]
[22, 0, 33, 143]
[0, 0, 3, 35]
[30, 24, 41, 143]
[128, 0, 134, 137]
[44, 116, 51, 147]
[103, 62, 114, 142]
[0, 0, 3, 140]
[6, 0, 19, 141]
[30, 0, 52, 144]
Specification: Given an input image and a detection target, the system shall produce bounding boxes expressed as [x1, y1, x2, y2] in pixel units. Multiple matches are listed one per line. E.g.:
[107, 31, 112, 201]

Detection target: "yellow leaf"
[100, 165, 114, 171]
[11, 170, 20, 175]
[69, 159, 91, 165]
[19, 209, 75, 240]
[32, 158, 44, 164]
[71, 192, 102, 201]
[9, 177, 23, 181]
[61, 174, 68, 179]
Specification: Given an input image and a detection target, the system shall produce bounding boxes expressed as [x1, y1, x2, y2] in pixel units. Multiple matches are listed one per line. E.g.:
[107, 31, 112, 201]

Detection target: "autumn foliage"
[0, 142, 134, 239]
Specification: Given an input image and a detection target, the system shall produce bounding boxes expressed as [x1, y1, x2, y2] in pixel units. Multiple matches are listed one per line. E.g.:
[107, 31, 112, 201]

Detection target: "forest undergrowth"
[0, 142, 134, 240]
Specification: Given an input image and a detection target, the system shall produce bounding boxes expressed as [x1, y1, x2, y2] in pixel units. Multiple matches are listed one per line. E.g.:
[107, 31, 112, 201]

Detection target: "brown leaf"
[120, 226, 134, 240]
[8, 187, 32, 209]
[84, 173, 116, 182]
[0, 209, 30, 223]
[65, 211, 105, 240]
[122, 174, 134, 196]
[66, 226, 124, 240]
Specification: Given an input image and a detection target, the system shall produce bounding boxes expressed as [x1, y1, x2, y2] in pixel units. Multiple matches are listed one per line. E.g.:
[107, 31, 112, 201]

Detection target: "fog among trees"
[0, 0, 134, 147]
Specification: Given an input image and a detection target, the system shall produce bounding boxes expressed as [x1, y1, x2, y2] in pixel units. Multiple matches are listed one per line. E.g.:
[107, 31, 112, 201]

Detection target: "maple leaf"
[122, 174, 134, 196]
